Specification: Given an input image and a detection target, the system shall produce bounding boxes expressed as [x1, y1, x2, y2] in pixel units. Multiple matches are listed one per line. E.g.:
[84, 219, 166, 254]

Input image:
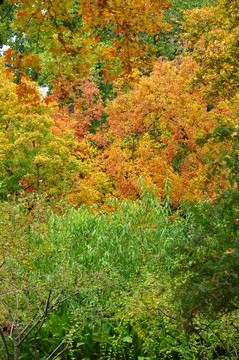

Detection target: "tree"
[6, 0, 172, 82]
[51, 74, 105, 140]
[183, 0, 239, 101]
[88, 55, 236, 205]
[0, 57, 79, 197]
[144, 0, 218, 60]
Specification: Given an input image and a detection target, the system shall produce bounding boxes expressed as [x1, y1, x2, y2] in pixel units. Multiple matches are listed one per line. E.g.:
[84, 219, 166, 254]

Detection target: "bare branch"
[1, 4, 14, 21]
[0, 327, 11, 360]
[49, 292, 80, 311]
[16, 316, 44, 346]
[44, 290, 52, 315]
[46, 320, 87, 360]
[16, 289, 80, 345]
[51, 344, 69, 360]
[0, 299, 15, 325]
[10, 294, 19, 338]
[51, 291, 63, 306]
[0, 278, 32, 320]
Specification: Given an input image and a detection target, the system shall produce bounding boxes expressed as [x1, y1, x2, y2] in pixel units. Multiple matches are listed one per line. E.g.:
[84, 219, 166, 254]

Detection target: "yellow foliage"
[0, 57, 79, 195]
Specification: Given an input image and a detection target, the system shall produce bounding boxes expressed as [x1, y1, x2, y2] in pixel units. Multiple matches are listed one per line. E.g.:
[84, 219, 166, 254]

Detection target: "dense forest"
[0, 0, 238, 359]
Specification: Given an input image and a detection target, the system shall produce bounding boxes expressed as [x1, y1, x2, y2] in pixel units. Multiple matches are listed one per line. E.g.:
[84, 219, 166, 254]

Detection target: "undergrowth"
[0, 184, 238, 359]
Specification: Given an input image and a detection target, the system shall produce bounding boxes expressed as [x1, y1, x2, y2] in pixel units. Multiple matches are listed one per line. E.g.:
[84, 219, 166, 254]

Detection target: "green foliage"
[0, 0, 15, 48]
[1, 181, 238, 359]
[176, 189, 239, 317]
[209, 122, 239, 188]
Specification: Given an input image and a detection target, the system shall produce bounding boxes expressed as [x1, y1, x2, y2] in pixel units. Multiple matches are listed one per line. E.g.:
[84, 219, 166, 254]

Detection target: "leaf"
[224, 249, 236, 254]
[122, 336, 132, 343]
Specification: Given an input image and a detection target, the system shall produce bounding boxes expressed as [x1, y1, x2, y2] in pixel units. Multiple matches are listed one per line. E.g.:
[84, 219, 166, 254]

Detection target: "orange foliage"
[3, 0, 238, 208]
[48, 54, 237, 208]
[89, 56, 237, 205]
[51, 75, 104, 140]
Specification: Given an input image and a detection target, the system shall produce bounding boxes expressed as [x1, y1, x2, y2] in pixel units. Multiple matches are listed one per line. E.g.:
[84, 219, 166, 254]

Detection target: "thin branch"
[16, 316, 44, 346]
[184, 333, 194, 358]
[49, 292, 80, 311]
[46, 320, 87, 360]
[17, 290, 80, 345]
[1, 4, 13, 21]
[157, 308, 177, 324]
[16, 310, 41, 340]
[0, 327, 11, 360]
[16, 291, 52, 343]
[50, 291, 64, 307]
[44, 290, 52, 315]
[230, 320, 239, 332]
[0, 278, 32, 320]
[0, 299, 14, 319]
[10, 294, 19, 338]
[51, 344, 69, 360]
[202, 310, 231, 331]
[0, 289, 21, 296]
[193, 327, 223, 360]
[34, 317, 46, 338]
[206, 324, 233, 360]
[0, 299, 20, 334]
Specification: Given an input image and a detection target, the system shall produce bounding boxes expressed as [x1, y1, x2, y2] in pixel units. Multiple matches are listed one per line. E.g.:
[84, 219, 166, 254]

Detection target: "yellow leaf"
[224, 249, 236, 254]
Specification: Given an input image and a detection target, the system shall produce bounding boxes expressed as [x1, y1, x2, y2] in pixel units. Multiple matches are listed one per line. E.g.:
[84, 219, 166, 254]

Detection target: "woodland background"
[0, 0, 238, 359]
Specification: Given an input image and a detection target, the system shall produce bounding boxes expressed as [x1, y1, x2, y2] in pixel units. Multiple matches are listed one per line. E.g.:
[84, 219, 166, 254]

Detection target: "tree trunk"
[14, 345, 19, 360]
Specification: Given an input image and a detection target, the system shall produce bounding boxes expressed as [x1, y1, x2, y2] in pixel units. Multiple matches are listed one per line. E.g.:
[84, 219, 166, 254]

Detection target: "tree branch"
[1, 4, 13, 21]
[46, 320, 87, 360]
[0, 327, 11, 360]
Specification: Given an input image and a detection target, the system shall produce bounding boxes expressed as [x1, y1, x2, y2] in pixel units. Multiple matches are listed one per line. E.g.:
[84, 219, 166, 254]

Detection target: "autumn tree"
[5, 0, 171, 83]
[183, 0, 239, 102]
[87, 55, 237, 205]
[0, 57, 79, 197]
[144, 0, 218, 60]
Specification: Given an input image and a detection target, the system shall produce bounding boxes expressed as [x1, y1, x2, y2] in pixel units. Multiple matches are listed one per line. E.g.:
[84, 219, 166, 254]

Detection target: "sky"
[0, 44, 10, 56]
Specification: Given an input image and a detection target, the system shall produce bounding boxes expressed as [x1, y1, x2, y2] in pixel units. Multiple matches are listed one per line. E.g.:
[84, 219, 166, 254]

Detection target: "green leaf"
[123, 336, 132, 343]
